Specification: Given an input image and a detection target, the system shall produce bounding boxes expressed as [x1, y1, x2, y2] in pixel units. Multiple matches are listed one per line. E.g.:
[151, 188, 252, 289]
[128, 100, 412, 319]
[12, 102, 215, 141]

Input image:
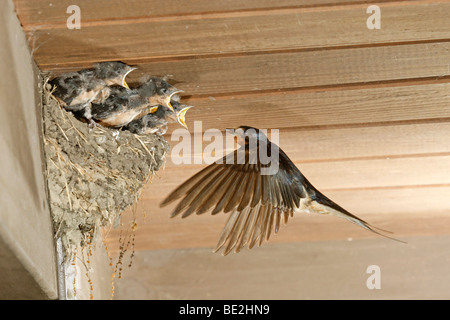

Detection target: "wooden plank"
[46, 42, 450, 96]
[28, 2, 450, 67]
[299, 155, 450, 190]
[112, 235, 450, 300]
[135, 154, 450, 198]
[161, 122, 450, 165]
[175, 82, 450, 133]
[14, 0, 396, 27]
[277, 122, 450, 162]
[104, 186, 450, 252]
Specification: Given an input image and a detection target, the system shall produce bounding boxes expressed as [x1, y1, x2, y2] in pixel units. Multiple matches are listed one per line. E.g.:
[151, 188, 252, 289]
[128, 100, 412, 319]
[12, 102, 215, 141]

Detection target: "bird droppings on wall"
[40, 73, 171, 297]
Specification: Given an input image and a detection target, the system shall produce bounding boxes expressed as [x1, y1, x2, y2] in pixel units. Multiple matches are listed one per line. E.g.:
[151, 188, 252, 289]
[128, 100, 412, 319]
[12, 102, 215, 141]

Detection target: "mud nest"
[41, 75, 170, 258]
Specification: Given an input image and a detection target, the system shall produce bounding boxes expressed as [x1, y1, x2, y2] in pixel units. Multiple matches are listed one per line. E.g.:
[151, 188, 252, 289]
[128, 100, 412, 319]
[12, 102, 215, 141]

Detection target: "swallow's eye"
[161, 88, 168, 94]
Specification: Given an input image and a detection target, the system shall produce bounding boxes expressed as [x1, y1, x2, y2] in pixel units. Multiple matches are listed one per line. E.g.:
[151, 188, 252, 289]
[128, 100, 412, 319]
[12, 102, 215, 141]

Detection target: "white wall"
[0, 0, 58, 299]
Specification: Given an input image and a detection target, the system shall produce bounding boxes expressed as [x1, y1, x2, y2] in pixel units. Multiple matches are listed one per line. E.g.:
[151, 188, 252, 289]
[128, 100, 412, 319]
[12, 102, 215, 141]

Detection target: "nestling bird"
[160, 126, 405, 255]
[138, 76, 184, 112]
[124, 101, 193, 135]
[86, 77, 183, 128]
[49, 61, 136, 112]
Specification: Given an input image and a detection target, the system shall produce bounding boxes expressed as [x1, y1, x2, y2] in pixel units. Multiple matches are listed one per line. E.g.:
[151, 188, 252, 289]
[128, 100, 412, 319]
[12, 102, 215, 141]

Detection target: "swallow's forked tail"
[307, 195, 407, 244]
[332, 208, 407, 244]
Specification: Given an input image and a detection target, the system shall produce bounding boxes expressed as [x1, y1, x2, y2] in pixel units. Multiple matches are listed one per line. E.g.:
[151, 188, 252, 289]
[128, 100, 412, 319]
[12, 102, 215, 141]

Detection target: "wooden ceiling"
[13, 0, 450, 255]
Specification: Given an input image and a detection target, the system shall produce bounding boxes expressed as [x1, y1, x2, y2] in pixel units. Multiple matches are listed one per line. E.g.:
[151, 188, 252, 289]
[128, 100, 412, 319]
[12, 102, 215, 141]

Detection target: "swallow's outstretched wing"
[161, 135, 404, 255]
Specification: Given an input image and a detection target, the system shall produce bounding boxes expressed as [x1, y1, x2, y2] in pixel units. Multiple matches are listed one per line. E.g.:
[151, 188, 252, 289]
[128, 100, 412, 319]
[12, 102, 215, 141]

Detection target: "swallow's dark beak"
[226, 127, 244, 135]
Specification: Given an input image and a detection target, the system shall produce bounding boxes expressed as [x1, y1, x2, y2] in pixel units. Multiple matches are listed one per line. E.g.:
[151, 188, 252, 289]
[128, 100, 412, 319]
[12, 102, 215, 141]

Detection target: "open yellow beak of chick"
[176, 106, 192, 129]
[121, 67, 138, 89]
[166, 89, 184, 112]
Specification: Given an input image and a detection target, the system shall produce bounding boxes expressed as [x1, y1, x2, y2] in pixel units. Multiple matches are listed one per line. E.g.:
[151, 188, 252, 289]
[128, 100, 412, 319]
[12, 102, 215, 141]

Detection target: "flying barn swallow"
[49, 61, 136, 112]
[160, 126, 405, 255]
[124, 101, 193, 135]
[86, 77, 183, 128]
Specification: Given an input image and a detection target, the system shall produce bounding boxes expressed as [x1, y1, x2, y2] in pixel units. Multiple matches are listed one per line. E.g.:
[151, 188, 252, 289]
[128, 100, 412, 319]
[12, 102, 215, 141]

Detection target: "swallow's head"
[93, 61, 137, 89]
[138, 77, 182, 112]
[154, 78, 183, 112]
[227, 126, 267, 145]
[140, 113, 169, 135]
[127, 113, 163, 135]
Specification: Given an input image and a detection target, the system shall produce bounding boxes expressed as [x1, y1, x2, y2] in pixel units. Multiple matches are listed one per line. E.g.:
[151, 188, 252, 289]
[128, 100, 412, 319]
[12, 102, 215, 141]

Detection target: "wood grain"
[113, 235, 450, 300]
[127, 155, 450, 200]
[161, 122, 450, 166]
[26, 2, 450, 67]
[104, 185, 450, 253]
[12, 0, 450, 257]
[14, 0, 401, 28]
[46, 42, 450, 97]
[173, 82, 450, 133]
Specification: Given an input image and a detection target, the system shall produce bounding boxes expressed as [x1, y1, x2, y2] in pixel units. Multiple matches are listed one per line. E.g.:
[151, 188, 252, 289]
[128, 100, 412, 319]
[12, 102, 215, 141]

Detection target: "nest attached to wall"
[41, 75, 170, 260]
